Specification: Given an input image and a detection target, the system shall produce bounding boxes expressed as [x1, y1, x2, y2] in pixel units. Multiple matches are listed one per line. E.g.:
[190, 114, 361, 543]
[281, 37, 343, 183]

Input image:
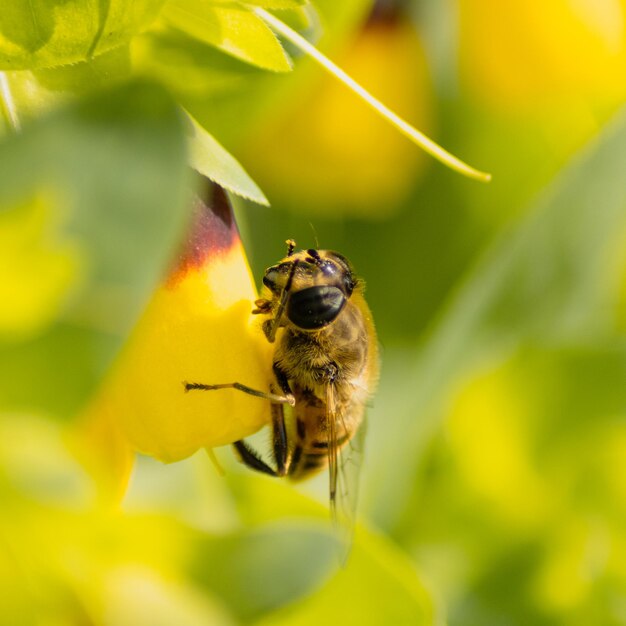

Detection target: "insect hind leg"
[186, 379, 293, 478]
[184, 381, 295, 406]
[233, 441, 277, 476]
[230, 399, 291, 477]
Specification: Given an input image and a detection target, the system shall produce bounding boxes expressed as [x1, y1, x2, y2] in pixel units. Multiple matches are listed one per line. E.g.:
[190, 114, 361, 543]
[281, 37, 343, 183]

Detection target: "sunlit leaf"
[0, 0, 165, 70]
[186, 113, 269, 205]
[150, 0, 369, 149]
[132, 26, 261, 99]
[1, 46, 132, 131]
[163, 0, 292, 72]
[0, 80, 189, 418]
[365, 107, 626, 531]
[266, 6, 313, 32]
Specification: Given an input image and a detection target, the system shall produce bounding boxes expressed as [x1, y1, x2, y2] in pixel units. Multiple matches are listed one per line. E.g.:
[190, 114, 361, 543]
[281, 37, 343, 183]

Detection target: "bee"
[185, 239, 378, 519]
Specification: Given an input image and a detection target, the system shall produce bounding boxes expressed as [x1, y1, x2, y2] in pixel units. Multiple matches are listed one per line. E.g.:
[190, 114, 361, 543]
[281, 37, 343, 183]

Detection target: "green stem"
[253, 7, 491, 183]
[0, 72, 21, 133]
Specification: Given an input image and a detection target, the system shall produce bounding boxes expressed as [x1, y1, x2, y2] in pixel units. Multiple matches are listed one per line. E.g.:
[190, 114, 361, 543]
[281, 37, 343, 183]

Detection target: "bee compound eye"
[287, 286, 346, 330]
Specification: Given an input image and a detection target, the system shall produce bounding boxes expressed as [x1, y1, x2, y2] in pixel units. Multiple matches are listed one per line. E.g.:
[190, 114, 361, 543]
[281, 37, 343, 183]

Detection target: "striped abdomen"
[287, 390, 362, 481]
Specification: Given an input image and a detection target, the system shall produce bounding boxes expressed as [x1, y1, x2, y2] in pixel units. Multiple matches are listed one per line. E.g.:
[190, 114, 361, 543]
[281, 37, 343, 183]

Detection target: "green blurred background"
[1, 0, 626, 624]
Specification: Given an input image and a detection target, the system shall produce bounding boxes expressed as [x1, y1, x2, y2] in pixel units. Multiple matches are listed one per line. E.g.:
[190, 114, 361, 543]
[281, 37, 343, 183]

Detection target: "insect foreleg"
[184, 381, 295, 406]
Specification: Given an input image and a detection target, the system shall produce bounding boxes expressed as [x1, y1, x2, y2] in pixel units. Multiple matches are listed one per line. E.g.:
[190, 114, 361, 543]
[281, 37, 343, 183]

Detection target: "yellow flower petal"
[87, 184, 273, 466]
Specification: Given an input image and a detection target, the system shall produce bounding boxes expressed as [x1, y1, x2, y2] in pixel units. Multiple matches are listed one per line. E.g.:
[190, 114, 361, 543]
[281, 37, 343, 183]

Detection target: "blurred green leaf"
[2, 46, 133, 129]
[212, 473, 435, 625]
[365, 107, 626, 532]
[0, 0, 165, 70]
[191, 523, 338, 622]
[0, 414, 94, 505]
[104, 565, 235, 626]
[0, 80, 190, 418]
[133, 26, 262, 98]
[186, 113, 269, 205]
[163, 0, 292, 72]
[32, 44, 133, 93]
[123, 453, 240, 533]
[255, 527, 435, 626]
[392, 343, 626, 626]
[234, 0, 306, 8]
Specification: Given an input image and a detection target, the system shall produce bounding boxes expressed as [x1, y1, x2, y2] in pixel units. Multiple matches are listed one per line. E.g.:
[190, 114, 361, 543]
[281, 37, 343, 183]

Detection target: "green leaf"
[0, 0, 166, 70]
[185, 113, 269, 205]
[255, 527, 435, 626]
[365, 107, 626, 532]
[137, 0, 366, 150]
[208, 474, 435, 624]
[0, 80, 190, 418]
[265, 6, 313, 32]
[2, 46, 132, 128]
[190, 523, 338, 622]
[163, 0, 292, 72]
[133, 27, 261, 99]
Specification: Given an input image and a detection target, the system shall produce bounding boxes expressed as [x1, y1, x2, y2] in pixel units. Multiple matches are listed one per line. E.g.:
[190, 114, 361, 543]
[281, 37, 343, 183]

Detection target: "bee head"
[262, 248, 357, 330]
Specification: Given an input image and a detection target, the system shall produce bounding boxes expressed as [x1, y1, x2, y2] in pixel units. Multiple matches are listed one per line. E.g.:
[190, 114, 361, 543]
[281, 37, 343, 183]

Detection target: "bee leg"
[271, 362, 305, 478]
[184, 381, 294, 406]
[268, 364, 295, 476]
[272, 363, 295, 405]
[233, 440, 277, 476]
[287, 443, 303, 477]
[271, 401, 289, 477]
[230, 397, 289, 478]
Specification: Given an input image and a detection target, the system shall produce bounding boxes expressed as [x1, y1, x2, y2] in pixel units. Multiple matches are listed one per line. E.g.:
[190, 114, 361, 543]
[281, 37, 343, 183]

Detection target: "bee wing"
[336, 414, 366, 541]
[326, 383, 340, 516]
[326, 385, 366, 559]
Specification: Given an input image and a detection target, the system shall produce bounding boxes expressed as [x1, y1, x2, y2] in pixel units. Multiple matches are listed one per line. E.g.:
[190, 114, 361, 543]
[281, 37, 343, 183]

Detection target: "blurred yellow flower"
[459, 0, 626, 106]
[245, 12, 433, 218]
[446, 357, 550, 531]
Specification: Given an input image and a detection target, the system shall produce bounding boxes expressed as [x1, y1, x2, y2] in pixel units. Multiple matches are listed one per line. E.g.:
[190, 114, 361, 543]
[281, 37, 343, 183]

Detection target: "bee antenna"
[308, 222, 320, 250]
[286, 239, 296, 256]
[267, 259, 298, 342]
